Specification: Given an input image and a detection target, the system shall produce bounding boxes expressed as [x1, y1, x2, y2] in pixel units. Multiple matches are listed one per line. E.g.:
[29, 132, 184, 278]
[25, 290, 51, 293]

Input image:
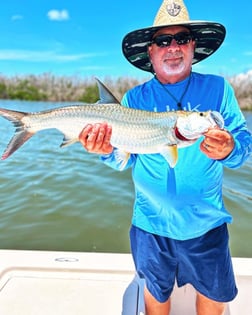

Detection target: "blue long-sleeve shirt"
[101, 72, 252, 240]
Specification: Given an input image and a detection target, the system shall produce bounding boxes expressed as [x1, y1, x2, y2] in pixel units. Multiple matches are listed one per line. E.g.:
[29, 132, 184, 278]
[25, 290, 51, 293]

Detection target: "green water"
[0, 101, 251, 257]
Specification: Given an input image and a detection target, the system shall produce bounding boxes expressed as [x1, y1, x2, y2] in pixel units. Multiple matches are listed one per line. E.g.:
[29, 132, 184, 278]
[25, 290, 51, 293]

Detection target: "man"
[79, 1, 252, 314]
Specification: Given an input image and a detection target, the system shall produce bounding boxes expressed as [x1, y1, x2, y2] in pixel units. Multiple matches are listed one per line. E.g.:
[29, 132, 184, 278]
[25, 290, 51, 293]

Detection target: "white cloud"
[244, 51, 252, 56]
[79, 65, 112, 71]
[47, 9, 69, 21]
[11, 15, 23, 21]
[230, 70, 252, 84]
[0, 49, 104, 62]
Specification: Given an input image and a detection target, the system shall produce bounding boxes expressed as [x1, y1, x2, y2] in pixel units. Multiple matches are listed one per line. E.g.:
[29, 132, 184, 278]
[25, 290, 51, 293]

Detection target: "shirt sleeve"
[219, 79, 252, 168]
[100, 149, 136, 171]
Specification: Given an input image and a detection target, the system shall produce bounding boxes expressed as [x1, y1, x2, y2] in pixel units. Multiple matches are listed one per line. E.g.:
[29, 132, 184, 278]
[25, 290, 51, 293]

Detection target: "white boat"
[0, 250, 251, 314]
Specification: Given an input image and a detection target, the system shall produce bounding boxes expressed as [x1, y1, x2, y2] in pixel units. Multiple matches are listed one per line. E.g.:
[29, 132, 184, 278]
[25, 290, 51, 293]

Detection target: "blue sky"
[0, 0, 251, 80]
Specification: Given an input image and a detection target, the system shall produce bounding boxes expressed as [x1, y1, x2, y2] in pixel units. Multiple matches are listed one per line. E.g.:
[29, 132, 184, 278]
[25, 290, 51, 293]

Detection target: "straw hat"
[122, 0, 226, 72]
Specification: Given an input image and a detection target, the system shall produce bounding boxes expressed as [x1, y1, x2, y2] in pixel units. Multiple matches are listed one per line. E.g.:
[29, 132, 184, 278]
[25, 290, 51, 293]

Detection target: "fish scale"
[0, 78, 224, 168]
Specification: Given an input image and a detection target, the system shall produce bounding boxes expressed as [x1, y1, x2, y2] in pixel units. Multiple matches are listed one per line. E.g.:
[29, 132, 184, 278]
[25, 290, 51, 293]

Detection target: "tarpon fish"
[0, 78, 224, 168]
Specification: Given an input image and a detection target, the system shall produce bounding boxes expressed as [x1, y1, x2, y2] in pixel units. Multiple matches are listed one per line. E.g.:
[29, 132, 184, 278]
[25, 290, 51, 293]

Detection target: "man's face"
[148, 26, 195, 83]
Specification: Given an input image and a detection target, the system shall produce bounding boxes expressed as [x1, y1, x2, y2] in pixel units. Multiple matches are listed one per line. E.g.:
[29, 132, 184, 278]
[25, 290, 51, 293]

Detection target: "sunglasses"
[150, 32, 194, 47]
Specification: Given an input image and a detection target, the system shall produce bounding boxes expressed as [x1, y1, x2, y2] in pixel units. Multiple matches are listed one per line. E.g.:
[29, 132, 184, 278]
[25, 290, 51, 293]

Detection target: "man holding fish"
[79, 1, 252, 314]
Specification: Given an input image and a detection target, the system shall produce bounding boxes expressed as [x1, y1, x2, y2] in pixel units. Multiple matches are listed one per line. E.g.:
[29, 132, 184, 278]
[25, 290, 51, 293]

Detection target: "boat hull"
[0, 250, 251, 314]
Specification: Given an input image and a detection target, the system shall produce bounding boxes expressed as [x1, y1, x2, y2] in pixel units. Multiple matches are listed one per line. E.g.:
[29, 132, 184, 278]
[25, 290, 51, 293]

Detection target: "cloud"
[79, 65, 113, 71]
[0, 49, 105, 62]
[11, 15, 23, 21]
[47, 9, 69, 21]
[238, 69, 252, 79]
[244, 51, 252, 56]
[230, 70, 252, 84]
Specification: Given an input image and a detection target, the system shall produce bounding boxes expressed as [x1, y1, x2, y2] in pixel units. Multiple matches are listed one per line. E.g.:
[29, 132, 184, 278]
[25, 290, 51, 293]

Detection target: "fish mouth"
[210, 111, 224, 129]
[174, 127, 197, 141]
[174, 111, 225, 142]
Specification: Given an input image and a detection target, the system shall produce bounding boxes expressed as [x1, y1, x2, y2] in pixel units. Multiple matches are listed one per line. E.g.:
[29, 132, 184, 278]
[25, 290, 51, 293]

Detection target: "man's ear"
[147, 46, 152, 63]
[192, 39, 197, 50]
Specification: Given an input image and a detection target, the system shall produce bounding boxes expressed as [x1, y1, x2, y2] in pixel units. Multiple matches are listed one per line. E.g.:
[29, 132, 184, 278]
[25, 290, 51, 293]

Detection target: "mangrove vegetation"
[0, 72, 251, 110]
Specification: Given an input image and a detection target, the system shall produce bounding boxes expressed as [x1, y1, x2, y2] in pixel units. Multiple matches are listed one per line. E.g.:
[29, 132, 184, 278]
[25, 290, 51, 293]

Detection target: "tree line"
[0, 72, 251, 110]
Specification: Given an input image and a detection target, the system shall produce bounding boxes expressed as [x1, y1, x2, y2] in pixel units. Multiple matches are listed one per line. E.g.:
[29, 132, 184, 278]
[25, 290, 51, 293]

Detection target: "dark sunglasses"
[150, 32, 194, 47]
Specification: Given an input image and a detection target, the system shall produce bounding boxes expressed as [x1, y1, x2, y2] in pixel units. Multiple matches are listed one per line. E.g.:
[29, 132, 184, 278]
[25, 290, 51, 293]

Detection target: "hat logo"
[166, 2, 181, 17]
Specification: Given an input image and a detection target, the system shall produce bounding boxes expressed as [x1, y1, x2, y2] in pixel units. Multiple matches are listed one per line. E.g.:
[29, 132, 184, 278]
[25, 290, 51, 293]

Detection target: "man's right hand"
[78, 123, 113, 154]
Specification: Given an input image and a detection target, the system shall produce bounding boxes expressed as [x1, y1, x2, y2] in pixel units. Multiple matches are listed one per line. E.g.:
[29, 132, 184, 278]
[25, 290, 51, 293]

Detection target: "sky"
[0, 0, 251, 80]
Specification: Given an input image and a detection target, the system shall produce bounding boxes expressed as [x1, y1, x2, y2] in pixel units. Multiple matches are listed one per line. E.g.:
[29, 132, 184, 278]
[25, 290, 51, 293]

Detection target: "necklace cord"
[155, 72, 192, 109]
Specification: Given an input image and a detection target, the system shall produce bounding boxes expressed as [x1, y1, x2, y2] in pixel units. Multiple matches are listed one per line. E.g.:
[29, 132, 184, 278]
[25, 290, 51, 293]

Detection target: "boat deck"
[0, 250, 251, 314]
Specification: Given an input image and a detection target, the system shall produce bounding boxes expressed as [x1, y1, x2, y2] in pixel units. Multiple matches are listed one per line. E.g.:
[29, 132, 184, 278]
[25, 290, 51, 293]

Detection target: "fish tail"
[0, 108, 35, 160]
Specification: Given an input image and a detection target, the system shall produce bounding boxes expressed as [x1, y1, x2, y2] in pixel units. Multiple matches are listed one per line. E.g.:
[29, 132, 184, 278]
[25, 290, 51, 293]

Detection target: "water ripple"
[0, 101, 251, 256]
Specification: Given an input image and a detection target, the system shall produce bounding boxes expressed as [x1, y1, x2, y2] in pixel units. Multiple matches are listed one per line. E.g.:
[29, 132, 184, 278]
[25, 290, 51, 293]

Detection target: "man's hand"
[79, 123, 113, 154]
[200, 128, 234, 160]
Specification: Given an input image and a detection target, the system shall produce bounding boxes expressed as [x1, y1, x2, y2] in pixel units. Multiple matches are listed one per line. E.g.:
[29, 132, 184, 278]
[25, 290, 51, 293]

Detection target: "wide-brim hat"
[122, 0, 226, 72]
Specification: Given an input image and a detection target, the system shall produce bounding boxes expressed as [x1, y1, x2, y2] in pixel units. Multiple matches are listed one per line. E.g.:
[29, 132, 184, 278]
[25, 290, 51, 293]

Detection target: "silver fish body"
[0, 78, 224, 167]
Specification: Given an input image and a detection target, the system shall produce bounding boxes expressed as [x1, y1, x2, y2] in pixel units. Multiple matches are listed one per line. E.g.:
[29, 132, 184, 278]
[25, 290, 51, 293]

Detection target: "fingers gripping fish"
[0, 78, 224, 168]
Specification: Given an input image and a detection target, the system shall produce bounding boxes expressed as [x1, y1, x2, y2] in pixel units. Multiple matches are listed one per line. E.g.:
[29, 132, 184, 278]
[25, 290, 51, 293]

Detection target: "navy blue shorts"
[130, 224, 238, 303]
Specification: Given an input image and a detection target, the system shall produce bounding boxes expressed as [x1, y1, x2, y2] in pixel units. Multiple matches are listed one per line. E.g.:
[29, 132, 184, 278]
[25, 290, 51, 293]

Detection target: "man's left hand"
[200, 128, 234, 160]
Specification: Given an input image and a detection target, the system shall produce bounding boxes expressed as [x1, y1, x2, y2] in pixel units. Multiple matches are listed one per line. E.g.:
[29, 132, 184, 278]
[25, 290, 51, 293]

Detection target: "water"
[0, 100, 251, 257]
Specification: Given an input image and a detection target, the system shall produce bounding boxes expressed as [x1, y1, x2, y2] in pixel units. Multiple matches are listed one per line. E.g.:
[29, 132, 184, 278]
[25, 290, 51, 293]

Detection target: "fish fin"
[1, 130, 34, 160]
[60, 136, 78, 148]
[0, 108, 35, 160]
[0, 108, 27, 125]
[160, 145, 178, 168]
[114, 149, 131, 171]
[95, 78, 121, 104]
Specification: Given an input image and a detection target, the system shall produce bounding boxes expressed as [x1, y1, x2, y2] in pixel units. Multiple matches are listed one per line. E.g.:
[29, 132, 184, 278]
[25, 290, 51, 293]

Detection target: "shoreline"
[0, 73, 251, 110]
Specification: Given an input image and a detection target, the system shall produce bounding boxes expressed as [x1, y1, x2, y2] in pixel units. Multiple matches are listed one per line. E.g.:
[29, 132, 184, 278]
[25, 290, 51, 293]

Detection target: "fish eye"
[199, 112, 204, 116]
